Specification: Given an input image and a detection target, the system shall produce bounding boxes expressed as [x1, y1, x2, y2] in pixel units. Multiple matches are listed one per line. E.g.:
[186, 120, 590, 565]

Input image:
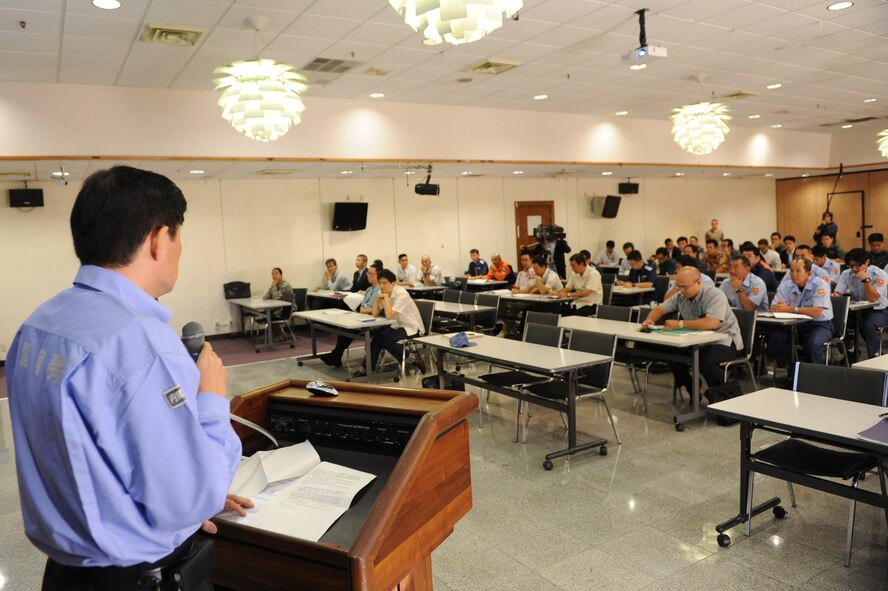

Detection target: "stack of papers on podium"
[221, 441, 376, 541]
[857, 418, 888, 446]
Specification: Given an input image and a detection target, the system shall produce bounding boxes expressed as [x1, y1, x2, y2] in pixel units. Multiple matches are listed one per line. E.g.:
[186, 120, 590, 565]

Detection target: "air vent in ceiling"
[0, 170, 32, 178]
[302, 58, 362, 74]
[259, 169, 299, 176]
[819, 114, 888, 127]
[141, 24, 204, 46]
[466, 60, 520, 75]
[714, 90, 758, 101]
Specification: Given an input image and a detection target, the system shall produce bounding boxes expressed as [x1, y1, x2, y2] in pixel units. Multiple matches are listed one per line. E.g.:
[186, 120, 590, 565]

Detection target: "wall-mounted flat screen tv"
[332, 202, 368, 231]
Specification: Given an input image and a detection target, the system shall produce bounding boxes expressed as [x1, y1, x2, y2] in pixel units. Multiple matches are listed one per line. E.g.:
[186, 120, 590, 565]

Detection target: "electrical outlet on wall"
[215, 320, 231, 330]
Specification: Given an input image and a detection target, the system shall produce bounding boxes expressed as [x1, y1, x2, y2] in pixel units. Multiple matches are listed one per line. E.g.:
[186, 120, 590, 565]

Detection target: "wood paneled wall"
[776, 168, 888, 250]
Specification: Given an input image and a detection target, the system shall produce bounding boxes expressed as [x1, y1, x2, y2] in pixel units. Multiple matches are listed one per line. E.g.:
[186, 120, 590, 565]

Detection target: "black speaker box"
[414, 183, 440, 196]
[618, 182, 639, 194]
[602, 195, 621, 218]
[9, 188, 44, 207]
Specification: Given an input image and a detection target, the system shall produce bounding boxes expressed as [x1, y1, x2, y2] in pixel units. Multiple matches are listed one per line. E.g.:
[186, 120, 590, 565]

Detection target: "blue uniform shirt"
[466, 259, 489, 276]
[835, 266, 888, 310]
[7, 266, 241, 567]
[819, 258, 842, 282]
[773, 273, 834, 322]
[780, 262, 829, 287]
[628, 264, 656, 285]
[720, 272, 769, 312]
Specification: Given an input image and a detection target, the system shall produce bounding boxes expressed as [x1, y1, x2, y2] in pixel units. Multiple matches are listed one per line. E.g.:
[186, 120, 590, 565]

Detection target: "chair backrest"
[830, 295, 849, 339]
[767, 291, 776, 306]
[731, 307, 757, 359]
[635, 306, 653, 323]
[292, 288, 308, 312]
[475, 293, 500, 329]
[459, 291, 476, 305]
[602, 282, 613, 306]
[600, 272, 616, 285]
[443, 289, 461, 303]
[703, 269, 716, 282]
[415, 300, 436, 336]
[523, 322, 563, 347]
[223, 281, 251, 299]
[568, 329, 617, 390]
[596, 304, 632, 322]
[273, 290, 296, 320]
[793, 362, 888, 406]
[654, 275, 671, 303]
[525, 311, 559, 327]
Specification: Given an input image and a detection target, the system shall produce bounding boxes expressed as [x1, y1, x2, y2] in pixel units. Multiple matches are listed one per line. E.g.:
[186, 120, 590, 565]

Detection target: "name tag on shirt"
[163, 385, 186, 409]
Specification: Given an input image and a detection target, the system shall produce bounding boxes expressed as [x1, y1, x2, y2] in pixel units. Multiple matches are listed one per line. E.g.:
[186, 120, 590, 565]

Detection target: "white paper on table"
[772, 312, 810, 319]
[228, 441, 320, 498]
[322, 309, 349, 315]
[233, 462, 376, 542]
[343, 293, 364, 311]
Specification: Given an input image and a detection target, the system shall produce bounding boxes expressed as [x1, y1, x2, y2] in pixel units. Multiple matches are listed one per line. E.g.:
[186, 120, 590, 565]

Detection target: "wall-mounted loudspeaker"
[601, 195, 621, 218]
[618, 182, 639, 194]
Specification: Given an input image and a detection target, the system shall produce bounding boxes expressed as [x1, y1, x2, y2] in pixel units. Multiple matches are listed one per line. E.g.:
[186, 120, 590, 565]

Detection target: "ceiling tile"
[281, 14, 361, 40]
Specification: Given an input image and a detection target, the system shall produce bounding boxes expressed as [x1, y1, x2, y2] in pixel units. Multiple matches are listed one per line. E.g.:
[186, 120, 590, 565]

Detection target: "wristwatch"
[794, 306, 799, 314]
[862, 278, 871, 284]
[678, 320, 685, 329]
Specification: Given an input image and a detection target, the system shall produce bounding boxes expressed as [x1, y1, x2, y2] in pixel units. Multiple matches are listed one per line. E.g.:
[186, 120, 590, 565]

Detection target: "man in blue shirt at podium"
[7, 166, 247, 590]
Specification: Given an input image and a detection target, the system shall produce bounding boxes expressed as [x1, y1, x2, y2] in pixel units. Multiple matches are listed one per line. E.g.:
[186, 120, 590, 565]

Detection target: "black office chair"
[823, 295, 850, 366]
[394, 300, 436, 381]
[474, 293, 502, 335]
[522, 330, 621, 445]
[442, 289, 461, 303]
[254, 290, 297, 348]
[459, 291, 476, 305]
[747, 362, 888, 566]
[223, 281, 251, 299]
[703, 269, 716, 282]
[289, 287, 309, 328]
[525, 310, 559, 326]
[595, 305, 632, 322]
[433, 290, 474, 333]
[477, 323, 562, 432]
[601, 272, 616, 286]
[654, 275, 670, 303]
[719, 308, 758, 389]
[602, 283, 613, 306]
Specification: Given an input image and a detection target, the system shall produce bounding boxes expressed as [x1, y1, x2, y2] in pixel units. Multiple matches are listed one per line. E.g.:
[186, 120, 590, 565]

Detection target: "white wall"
[0, 175, 775, 361]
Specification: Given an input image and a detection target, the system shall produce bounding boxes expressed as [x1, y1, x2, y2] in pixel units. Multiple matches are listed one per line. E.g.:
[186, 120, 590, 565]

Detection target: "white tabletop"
[228, 297, 290, 311]
[293, 309, 394, 329]
[755, 312, 812, 326]
[853, 355, 888, 371]
[308, 290, 349, 299]
[612, 286, 655, 295]
[467, 279, 508, 286]
[500, 293, 573, 303]
[405, 285, 445, 291]
[433, 302, 496, 315]
[413, 333, 610, 373]
[707, 387, 887, 452]
[558, 316, 726, 347]
[849, 300, 878, 312]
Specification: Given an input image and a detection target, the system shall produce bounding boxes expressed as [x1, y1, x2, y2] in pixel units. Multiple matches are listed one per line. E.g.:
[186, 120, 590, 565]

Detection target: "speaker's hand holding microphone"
[181, 322, 227, 398]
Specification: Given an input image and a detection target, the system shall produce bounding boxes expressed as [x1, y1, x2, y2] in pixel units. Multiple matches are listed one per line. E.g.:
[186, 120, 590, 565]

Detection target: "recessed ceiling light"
[404, 171, 416, 175]
[801, 173, 810, 178]
[765, 173, 774, 177]
[92, 0, 121, 8]
[51, 171, 70, 177]
[674, 172, 685, 177]
[863, 98, 877, 103]
[422, 37, 441, 46]
[369, 92, 385, 99]
[827, 2, 854, 10]
[766, 83, 782, 90]
[340, 170, 353, 175]
[615, 111, 629, 116]
[512, 170, 524, 175]
[748, 114, 761, 119]
[461, 171, 472, 175]
[629, 64, 647, 71]
[601, 171, 613, 176]
[841, 124, 853, 129]
[722, 172, 732, 176]
[533, 94, 548, 100]
[188, 170, 205, 174]
[770, 124, 782, 128]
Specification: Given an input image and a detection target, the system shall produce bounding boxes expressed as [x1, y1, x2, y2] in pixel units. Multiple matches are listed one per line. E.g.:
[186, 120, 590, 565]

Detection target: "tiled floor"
[2, 352, 888, 590]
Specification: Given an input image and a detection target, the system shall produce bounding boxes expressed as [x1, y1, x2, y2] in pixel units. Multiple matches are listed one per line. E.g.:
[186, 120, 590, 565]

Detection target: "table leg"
[264, 309, 273, 348]
[544, 368, 607, 468]
[364, 330, 374, 378]
[673, 346, 706, 431]
[789, 324, 798, 369]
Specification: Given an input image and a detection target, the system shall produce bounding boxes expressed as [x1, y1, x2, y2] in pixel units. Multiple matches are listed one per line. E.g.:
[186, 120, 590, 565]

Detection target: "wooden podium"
[208, 379, 477, 591]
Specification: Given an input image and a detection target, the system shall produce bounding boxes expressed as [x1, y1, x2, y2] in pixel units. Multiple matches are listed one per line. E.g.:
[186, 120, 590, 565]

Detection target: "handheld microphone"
[181, 321, 205, 362]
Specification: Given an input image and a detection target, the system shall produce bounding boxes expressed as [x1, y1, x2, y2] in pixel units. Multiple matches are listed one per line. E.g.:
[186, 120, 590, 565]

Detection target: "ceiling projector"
[623, 44, 667, 63]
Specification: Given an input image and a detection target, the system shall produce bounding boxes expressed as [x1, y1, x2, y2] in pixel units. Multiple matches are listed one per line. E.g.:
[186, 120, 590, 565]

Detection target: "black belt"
[46, 536, 196, 589]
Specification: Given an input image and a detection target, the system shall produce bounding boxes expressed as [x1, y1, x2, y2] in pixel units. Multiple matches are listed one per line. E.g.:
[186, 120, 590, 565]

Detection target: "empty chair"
[290, 287, 309, 328]
[223, 281, 251, 299]
[522, 330, 621, 445]
[596, 305, 632, 322]
[442, 289, 461, 303]
[602, 283, 613, 306]
[654, 275, 671, 303]
[475, 293, 502, 335]
[601, 272, 616, 285]
[254, 290, 297, 348]
[525, 310, 559, 327]
[747, 362, 888, 566]
[459, 291, 477, 305]
[823, 295, 850, 366]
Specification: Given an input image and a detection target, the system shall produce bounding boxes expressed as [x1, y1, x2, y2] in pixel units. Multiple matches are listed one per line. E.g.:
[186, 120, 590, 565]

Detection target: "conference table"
[405, 285, 445, 299]
[853, 354, 888, 371]
[412, 333, 612, 469]
[499, 292, 574, 314]
[610, 285, 655, 306]
[433, 301, 497, 324]
[755, 312, 811, 369]
[466, 278, 508, 292]
[707, 387, 888, 548]
[293, 309, 394, 381]
[228, 297, 294, 352]
[558, 316, 726, 431]
[306, 290, 362, 311]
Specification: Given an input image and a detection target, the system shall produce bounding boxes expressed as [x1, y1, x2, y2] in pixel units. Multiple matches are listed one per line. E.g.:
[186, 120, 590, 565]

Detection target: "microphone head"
[181, 321, 205, 360]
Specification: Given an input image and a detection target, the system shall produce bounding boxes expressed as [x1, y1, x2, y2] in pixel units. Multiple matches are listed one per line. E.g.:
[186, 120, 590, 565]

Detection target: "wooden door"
[514, 201, 554, 260]
[827, 191, 865, 250]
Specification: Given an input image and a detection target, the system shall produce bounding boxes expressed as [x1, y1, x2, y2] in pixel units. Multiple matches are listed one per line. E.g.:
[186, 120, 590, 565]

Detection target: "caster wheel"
[455, 365, 462, 371]
[717, 533, 731, 547]
[297, 361, 304, 366]
[675, 423, 685, 432]
[394, 376, 400, 383]
[543, 460, 554, 471]
[599, 445, 608, 456]
[773, 506, 787, 519]
[290, 344, 295, 348]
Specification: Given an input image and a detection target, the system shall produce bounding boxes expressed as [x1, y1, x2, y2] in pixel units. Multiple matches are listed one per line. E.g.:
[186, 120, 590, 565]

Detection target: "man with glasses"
[642, 267, 742, 393]
[833, 248, 888, 359]
[769, 258, 834, 368]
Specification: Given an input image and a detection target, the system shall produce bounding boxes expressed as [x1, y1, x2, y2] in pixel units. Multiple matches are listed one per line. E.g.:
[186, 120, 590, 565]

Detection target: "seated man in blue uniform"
[617, 250, 656, 304]
[812, 244, 841, 283]
[768, 258, 834, 369]
[721, 255, 770, 312]
[6, 166, 247, 591]
[833, 248, 888, 359]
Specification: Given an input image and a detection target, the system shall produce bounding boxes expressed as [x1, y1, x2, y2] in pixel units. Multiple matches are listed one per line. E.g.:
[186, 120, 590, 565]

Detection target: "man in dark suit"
[351, 254, 370, 292]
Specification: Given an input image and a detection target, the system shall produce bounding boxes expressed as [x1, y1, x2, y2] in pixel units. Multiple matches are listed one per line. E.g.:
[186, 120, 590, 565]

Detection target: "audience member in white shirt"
[395, 253, 420, 286]
[318, 258, 353, 291]
[595, 240, 620, 266]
